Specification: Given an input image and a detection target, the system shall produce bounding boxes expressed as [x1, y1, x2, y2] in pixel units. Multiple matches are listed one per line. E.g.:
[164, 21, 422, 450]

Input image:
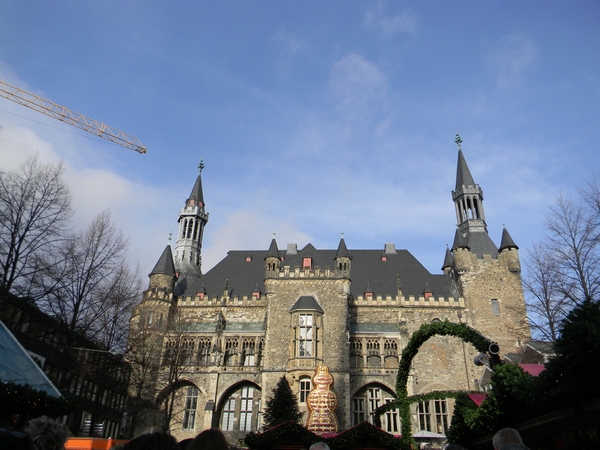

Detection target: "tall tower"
[449, 135, 530, 356]
[174, 160, 209, 293]
[451, 133, 498, 258]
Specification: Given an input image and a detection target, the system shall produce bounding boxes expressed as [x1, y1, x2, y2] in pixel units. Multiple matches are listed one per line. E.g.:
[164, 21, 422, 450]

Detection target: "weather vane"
[199, 158, 205, 173]
[455, 132, 462, 151]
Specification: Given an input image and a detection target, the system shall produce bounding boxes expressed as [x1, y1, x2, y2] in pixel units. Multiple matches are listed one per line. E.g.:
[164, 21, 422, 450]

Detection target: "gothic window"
[224, 339, 239, 366]
[384, 398, 399, 433]
[384, 339, 399, 369]
[491, 299, 500, 316]
[350, 339, 364, 368]
[197, 339, 211, 366]
[242, 339, 256, 366]
[182, 387, 199, 430]
[239, 386, 254, 432]
[147, 311, 154, 326]
[418, 401, 431, 431]
[181, 339, 195, 366]
[367, 339, 381, 368]
[352, 384, 398, 430]
[218, 383, 261, 433]
[163, 340, 177, 366]
[221, 398, 236, 431]
[299, 377, 311, 404]
[417, 400, 449, 434]
[352, 398, 365, 425]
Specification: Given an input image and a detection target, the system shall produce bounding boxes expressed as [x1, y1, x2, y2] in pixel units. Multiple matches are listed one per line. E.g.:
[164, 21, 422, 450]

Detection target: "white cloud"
[488, 33, 538, 89]
[330, 53, 387, 123]
[364, 2, 417, 36]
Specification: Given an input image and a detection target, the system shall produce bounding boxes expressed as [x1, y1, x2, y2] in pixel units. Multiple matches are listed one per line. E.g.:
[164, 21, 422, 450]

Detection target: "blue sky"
[0, 1, 599, 279]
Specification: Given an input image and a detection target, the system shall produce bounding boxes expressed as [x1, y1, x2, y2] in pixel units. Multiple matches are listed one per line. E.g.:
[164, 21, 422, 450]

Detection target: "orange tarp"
[66, 438, 127, 450]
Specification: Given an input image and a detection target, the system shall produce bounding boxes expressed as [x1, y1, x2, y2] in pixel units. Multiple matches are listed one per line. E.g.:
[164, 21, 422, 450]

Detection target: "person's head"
[0, 428, 35, 450]
[123, 432, 179, 450]
[309, 443, 330, 450]
[493, 428, 523, 449]
[188, 429, 229, 450]
[178, 438, 194, 450]
[24, 417, 69, 450]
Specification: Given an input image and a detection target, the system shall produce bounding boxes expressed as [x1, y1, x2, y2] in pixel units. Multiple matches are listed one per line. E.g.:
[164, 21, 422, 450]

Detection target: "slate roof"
[465, 231, 499, 259]
[456, 149, 476, 189]
[150, 245, 176, 277]
[290, 296, 324, 313]
[187, 170, 205, 207]
[183, 242, 458, 300]
[499, 227, 519, 251]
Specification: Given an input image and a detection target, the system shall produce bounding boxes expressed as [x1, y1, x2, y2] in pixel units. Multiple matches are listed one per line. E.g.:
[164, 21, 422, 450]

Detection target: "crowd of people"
[0, 416, 530, 450]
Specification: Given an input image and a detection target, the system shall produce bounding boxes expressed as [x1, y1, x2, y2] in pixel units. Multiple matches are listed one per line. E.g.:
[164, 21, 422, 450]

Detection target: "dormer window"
[252, 290, 260, 299]
[246, 255, 252, 262]
[365, 291, 373, 299]
[197, 292, 205, 300]
[303, 257, 312, 270]
[381, 256, 387, 262]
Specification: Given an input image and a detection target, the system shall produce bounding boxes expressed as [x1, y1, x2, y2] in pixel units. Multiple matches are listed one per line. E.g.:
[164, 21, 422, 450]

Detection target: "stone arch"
[155, 378, 202, 408]
[213, 380, 262, 432]
[350, 379, 395, 398]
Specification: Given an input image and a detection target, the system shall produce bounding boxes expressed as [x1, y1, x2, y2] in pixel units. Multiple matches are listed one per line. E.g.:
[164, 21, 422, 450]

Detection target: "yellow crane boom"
[0, 79, 146, 154]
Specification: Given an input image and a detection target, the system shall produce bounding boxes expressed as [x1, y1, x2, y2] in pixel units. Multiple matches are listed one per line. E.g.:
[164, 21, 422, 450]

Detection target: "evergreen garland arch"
[374, 320, 498, 449]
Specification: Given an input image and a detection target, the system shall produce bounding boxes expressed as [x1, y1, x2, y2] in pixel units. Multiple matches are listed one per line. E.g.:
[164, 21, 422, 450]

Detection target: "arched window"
[218, 383, 262, 433]
[352, 383, 399, 432]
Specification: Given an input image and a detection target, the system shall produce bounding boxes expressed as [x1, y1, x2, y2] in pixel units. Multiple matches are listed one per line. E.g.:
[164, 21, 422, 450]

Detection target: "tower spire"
[451, 135, 487, 234]
[174, 160, 209, 290]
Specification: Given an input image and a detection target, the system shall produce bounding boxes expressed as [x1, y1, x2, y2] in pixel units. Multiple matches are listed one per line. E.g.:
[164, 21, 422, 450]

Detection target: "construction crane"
[0, 79, 146, 154]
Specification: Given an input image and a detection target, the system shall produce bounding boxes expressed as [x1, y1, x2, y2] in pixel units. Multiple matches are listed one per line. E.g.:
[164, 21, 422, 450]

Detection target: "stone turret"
[448, 136, 530, 357]
[334, 236, 351, 278]
[498, 227, 521, 273]
[265, 237, 281, 277]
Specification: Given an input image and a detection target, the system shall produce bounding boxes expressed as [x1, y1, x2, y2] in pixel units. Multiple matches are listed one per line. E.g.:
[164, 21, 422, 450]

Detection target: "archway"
[155, 379, 201, 432]
[213, 380, 262, 436]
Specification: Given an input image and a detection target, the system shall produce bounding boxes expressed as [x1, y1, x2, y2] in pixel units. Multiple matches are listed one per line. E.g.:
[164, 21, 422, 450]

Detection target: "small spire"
[455, 132, 462, 151]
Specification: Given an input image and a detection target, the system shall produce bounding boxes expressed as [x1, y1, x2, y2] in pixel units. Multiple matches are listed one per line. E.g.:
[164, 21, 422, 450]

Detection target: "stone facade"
[129, 145, 530, 443]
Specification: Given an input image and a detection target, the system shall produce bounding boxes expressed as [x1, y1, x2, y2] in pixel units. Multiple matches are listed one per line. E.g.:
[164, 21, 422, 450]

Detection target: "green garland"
[374, 320, 497, 449]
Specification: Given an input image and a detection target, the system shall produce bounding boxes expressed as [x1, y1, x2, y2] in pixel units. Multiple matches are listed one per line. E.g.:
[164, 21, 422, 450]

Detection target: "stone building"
[129, 141, 530, 443]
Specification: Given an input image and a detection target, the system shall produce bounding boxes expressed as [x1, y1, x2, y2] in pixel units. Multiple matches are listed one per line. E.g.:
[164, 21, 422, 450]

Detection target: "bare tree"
[0, 155, 72, 297]
[524, 182, 600, 341]
[523, 243, 570, 343]
[37, 210, 142, 351]
[125, 313, 166, 437]
[155, 310, 197, 433]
